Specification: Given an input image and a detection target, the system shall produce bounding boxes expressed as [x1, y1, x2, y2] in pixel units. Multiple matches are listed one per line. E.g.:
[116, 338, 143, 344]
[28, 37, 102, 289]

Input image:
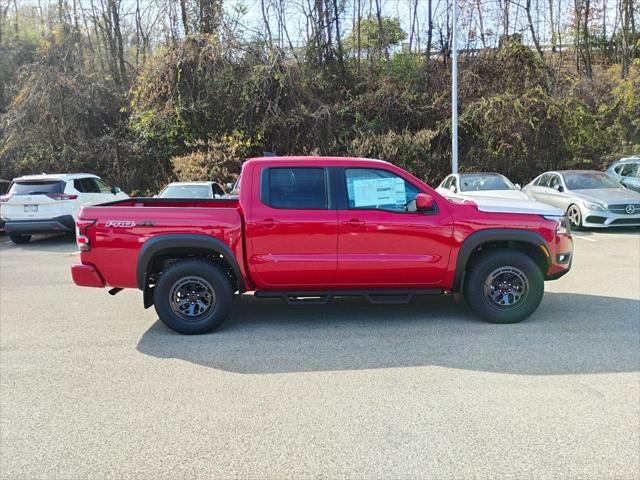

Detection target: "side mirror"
[555, 184, 564, 192]
[515, 183, 522, 190]
[225, 182, 234, 191]
[111, 187, 121, 194]
[448, 185, 457, 194]
[416, 193, 434, 211]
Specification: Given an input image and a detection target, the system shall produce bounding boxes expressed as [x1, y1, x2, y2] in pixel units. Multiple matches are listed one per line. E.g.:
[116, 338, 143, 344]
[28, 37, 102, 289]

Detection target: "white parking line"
[572, 234, 597, 242]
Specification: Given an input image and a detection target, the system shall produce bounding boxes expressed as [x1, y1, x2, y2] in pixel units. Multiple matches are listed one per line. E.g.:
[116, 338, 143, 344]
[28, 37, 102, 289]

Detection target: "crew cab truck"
[71, 157, 573, 334]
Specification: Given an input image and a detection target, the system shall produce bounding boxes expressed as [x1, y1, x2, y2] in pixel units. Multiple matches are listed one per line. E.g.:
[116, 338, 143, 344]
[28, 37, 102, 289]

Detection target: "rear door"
[2, 181, 65, 220]
[247, 166, 338, 288]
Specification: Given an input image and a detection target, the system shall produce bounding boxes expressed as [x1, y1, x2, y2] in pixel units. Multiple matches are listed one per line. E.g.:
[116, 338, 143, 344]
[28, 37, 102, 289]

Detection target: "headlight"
[544, 215, 570, 235]
[583, 200, 606, 211]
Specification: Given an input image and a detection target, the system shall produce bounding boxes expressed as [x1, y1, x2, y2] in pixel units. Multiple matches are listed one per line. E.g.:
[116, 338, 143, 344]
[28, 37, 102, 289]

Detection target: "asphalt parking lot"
[1, 229, 639, 479]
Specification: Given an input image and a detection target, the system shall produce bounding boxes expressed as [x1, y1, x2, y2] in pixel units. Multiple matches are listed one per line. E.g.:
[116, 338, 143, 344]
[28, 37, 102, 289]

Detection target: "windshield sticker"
[352, 177, 406, 207]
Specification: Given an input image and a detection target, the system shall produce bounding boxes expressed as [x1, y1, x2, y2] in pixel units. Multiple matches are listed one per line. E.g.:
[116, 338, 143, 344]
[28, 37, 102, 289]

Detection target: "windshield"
[564, 172, 621, 190]
[9, 181, 64, 195]
[159, 185, 211, 198]
[459, 174, 515, 192]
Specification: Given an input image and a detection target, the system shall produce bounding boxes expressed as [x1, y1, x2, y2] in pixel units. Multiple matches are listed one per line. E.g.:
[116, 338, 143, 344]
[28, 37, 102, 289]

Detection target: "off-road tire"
[463, 249, 544, 324]
[153, 259, 234, 334]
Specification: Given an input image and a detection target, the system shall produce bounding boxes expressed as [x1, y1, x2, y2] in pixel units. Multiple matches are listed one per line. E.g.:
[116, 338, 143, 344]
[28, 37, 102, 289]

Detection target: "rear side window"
[261, 168, 327, 209]
[9, 181, 64, 195]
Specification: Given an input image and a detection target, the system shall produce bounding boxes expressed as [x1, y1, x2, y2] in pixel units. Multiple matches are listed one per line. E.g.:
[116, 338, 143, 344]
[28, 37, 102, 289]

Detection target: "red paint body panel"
[71, 157, 573, 294]
[71, 263, 105, 288]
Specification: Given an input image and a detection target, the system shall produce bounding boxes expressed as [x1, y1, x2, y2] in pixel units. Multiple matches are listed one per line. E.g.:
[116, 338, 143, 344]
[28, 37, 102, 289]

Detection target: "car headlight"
[583, 200, 606, 211]
[543, 215, 570, 235]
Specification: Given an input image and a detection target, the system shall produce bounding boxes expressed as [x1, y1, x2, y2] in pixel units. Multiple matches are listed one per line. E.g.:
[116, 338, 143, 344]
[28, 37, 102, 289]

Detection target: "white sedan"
[437, 172, 563, 216]
[157, 182, 226, 199]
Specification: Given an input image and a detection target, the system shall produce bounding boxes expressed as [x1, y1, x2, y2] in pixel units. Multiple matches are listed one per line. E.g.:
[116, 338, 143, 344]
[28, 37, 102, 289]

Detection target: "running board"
[254, 289, 442, 306]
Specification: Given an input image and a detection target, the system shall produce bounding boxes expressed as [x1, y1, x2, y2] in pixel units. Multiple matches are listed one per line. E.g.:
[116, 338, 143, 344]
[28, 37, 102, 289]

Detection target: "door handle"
[261, 218, 278, 229]
[343, 218, 365, 228]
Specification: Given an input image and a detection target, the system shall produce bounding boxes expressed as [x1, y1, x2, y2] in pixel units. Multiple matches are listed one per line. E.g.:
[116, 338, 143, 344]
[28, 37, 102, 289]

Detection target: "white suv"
[0, 173, 128, 244]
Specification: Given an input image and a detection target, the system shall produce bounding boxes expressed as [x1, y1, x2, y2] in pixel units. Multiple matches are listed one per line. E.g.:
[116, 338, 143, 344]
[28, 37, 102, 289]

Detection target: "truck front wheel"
[463, 250, 544, 324]
[153, 259, 234, 334]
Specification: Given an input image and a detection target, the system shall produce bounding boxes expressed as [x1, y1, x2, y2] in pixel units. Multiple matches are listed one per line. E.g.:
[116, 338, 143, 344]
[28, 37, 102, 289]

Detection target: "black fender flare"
[137, 234, 246, 292]
[452, 229, 550, 291]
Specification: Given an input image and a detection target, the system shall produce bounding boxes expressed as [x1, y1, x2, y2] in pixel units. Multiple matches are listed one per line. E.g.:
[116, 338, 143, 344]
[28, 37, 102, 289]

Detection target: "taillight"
[76, 219, 97, 252]
[0, 194, 12, 202]
[47, 193, 78, 200]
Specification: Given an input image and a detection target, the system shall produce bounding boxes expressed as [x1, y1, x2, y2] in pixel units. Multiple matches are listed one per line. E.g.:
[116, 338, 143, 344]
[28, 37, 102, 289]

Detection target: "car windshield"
[159, 185, 211, 198]
[459, 174, 515, 192]
[564, 172, 621, 190]
[9, 181, 64, 195]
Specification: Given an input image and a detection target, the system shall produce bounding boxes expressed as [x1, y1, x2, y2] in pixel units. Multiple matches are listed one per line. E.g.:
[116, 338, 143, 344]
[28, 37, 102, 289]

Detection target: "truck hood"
[457, 195, 565, 216]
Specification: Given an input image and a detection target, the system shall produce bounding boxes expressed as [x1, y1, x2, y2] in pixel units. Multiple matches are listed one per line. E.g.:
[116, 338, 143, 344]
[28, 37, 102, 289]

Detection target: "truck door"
[336, 167, 453, 287]
[247, 166, 338, 288]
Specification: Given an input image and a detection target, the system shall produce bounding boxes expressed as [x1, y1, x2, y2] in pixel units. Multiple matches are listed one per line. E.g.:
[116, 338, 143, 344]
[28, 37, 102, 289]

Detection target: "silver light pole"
[451, 0, 459, 174]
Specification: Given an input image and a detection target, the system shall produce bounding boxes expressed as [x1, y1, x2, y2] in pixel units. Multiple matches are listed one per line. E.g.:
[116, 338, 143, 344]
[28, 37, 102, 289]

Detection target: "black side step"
[254, 289, 442, 305]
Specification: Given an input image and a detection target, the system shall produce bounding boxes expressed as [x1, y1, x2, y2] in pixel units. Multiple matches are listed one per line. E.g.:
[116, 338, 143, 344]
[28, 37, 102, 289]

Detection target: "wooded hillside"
[0, 0, 638, 193]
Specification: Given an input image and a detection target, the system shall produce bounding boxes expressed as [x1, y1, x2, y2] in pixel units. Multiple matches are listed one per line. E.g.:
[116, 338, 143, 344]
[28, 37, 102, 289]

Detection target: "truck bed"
[77, 197, 244, 289]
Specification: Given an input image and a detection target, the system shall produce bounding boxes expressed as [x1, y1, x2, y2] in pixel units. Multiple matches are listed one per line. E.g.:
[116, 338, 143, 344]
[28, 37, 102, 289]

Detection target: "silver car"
[523, 170, 640, 229]
[605, 156, 640, 192]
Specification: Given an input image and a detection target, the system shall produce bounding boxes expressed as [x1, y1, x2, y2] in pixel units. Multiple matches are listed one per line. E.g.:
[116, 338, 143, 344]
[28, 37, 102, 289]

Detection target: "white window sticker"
[352, 177, 406, 207]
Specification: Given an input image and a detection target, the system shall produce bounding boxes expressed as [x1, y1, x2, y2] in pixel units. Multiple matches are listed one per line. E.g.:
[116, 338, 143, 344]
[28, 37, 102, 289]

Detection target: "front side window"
[536, 174, 551, 187]
[548, 175, 562, 190]
[263, 168, 327, 209]
[620, 163, 640, 178]
[344, 168, 419, 212]
[95, 179, 112, 193]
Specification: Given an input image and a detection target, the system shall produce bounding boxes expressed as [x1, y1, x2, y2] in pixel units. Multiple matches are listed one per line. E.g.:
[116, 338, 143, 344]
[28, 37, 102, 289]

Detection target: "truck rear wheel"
[153, 259, 233, 334]
[463, 250, 544, 324]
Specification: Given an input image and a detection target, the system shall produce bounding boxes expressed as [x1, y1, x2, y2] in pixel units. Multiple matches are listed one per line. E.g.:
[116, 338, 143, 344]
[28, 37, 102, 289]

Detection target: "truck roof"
[245, 156, 392, 167]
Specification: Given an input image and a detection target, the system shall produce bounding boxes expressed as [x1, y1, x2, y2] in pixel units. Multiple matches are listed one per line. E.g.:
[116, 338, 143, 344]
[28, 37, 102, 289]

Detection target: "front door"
[336, 167, 453, 287]
[247, 166, 338, 288]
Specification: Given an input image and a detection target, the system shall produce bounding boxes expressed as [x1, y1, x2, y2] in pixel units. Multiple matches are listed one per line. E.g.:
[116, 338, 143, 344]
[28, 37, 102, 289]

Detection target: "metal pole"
[451, 0, 459, 174]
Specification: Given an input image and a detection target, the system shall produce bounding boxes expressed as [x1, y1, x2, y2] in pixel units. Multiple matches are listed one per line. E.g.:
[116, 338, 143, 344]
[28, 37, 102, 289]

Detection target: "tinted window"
[76, 178, 101, 193]
[212, 184, 225, 196]
[564, 172, 621, 190]
[264, 168, 327, 209]
[9, 181, 64, 195]
[442, 176, 452, 189]
[345, 168, 419, 212]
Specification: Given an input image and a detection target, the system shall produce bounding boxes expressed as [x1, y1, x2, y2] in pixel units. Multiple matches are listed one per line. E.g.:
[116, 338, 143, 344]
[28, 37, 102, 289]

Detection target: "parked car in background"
[0, 173, 128, 244]
[437, 173, 527, 200]
[436, 172, 563, 216]
[523, 170, 640, 229]
[158, 181, 225, 199]
[605, 156, 640, 192]
[0, 179, 10, 232]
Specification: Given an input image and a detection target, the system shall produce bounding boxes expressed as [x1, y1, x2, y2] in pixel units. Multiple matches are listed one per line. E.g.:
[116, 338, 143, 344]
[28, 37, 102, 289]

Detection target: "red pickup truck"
[71, 157, 573, 334]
